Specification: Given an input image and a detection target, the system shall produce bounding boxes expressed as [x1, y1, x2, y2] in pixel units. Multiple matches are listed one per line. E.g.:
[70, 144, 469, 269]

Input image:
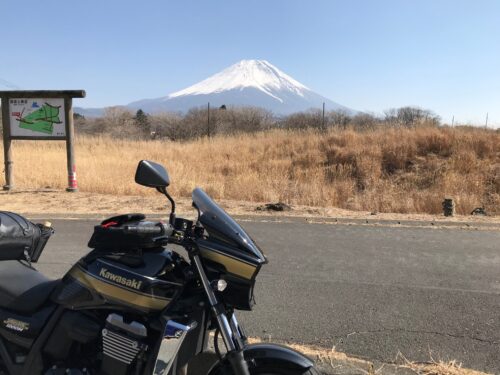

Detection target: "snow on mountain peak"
[121, 59, 357, 116]
[168, 59, 310, 103]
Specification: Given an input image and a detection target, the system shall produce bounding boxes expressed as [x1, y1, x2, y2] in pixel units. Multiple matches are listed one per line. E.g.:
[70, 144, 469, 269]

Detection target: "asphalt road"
[34, 217, 500, 373]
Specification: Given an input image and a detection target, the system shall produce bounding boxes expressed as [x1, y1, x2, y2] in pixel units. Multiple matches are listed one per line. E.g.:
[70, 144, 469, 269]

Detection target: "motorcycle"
[0, 160, 319, 375]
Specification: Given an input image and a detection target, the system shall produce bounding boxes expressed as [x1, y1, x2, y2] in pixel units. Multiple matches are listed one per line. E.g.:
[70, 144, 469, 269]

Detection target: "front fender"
[208, 343, 315, 374]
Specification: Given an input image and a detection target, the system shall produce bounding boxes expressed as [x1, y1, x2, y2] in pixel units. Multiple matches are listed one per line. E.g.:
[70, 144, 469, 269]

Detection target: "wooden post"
[1, 97, 13, 190]
[64, 97, 78, 192]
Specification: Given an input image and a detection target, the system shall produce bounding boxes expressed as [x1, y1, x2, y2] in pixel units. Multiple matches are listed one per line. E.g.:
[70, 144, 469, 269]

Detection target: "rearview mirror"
[135, 160, 170, 188]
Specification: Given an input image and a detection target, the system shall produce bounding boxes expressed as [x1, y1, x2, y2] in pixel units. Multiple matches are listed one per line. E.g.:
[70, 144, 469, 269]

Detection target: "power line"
[0, 78, 21, 90]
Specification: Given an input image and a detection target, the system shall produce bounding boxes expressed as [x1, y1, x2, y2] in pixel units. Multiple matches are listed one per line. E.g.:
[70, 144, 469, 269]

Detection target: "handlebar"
[123, 222, 174, 236]
[104, 217, 199, 248]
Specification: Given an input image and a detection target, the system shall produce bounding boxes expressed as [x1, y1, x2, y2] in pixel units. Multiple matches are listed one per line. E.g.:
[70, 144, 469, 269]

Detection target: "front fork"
[192, 255, 251, 375]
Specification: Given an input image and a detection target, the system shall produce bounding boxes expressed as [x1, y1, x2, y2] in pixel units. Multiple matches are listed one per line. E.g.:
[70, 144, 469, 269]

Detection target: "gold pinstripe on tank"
[69, 266, 171, 311]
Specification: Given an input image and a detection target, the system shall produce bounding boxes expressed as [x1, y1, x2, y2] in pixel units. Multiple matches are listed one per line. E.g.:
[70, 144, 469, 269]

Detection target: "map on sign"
[9, 98, 66, 137]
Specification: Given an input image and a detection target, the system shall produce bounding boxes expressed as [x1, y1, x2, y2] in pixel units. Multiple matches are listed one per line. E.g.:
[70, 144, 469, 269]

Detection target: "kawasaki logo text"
[99, 268, 143, 290]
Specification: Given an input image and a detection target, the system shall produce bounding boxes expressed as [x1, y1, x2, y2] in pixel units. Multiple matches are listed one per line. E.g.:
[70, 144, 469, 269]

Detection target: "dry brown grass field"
[1, 126, 498, 215]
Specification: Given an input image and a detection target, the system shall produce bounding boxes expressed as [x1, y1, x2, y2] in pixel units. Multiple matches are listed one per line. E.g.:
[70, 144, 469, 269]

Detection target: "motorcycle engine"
[100, 313, 149, 375]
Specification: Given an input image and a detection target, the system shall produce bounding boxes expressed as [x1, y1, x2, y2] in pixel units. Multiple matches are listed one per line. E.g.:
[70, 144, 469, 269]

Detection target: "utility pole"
[485, 112, 488, 128]
[322, 102, 325, 130]
[207, 102, 210, 138]
[451, 115, 454, 127]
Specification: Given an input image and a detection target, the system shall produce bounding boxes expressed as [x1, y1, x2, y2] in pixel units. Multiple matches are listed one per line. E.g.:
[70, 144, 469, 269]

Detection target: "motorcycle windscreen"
[192, 188, 266, 263]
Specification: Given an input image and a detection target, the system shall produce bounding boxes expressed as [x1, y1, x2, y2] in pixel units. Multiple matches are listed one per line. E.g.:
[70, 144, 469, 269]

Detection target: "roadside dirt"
[1, 190, 498, 226]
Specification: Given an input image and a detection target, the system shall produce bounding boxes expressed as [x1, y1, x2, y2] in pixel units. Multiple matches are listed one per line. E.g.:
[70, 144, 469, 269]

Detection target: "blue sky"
[1, 0, 499, 126]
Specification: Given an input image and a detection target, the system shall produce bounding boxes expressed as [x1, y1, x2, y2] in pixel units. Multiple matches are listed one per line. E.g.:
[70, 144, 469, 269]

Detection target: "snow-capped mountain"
[171, 59, 309, 99]
[77, 60, 356, 116]
[128, 60, 355, 115]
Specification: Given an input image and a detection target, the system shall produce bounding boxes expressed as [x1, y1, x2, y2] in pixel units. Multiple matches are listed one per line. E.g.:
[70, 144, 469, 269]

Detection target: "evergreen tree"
[134, 109, 150, 133]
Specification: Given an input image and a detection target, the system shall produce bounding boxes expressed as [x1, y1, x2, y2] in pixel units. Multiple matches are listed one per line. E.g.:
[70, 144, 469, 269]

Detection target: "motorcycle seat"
[0, 260, 59, 315]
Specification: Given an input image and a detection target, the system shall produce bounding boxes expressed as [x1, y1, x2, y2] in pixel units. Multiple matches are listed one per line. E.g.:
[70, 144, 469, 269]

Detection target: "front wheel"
[205, 343, 320, 375]
[187, 352, 320, 375]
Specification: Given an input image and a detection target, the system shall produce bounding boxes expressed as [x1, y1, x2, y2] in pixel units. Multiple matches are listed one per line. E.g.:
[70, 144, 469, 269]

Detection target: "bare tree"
[146, 112, 180, 140]
[385, 107, 440, 128]
[350, 113, 378, 129]
[281, 109, 322, 130]
[328, 110, 351, 129]
[219, 107, 274, 134]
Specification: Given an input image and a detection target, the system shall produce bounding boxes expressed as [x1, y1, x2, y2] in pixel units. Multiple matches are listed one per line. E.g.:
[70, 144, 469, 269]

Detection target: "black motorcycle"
[0, 160, 319, 375]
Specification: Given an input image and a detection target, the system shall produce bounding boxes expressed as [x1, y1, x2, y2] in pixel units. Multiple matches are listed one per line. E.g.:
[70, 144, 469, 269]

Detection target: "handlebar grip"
[123, 224, 163, 235]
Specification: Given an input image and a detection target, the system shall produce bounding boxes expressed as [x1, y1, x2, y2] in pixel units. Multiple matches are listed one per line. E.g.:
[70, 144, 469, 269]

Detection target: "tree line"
[72, 105, 441, 140]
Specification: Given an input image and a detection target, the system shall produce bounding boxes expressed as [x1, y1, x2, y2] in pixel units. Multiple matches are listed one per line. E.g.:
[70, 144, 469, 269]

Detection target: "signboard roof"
[0, 90, 85, 98]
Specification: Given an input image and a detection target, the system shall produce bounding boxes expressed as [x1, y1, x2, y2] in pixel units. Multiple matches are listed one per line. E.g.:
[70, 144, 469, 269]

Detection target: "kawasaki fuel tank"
[53, 250, 185, 313]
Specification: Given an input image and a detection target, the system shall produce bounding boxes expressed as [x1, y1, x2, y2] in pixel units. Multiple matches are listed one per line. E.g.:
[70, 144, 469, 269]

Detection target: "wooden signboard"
[0, 90, 86, 191]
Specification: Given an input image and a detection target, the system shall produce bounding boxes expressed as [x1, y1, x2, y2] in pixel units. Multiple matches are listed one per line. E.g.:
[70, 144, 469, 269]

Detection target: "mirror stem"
[161, 188, 176, 224]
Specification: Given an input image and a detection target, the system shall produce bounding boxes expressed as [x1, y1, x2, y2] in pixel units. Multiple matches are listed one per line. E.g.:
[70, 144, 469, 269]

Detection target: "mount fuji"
[78, 60, 356, 116]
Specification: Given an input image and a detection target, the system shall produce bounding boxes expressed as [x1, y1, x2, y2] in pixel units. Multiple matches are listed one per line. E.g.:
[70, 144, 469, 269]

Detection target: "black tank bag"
[0, 211, 54, 263]
[88, 213, 167, 252]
